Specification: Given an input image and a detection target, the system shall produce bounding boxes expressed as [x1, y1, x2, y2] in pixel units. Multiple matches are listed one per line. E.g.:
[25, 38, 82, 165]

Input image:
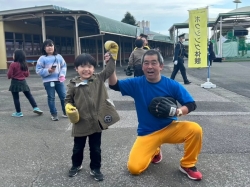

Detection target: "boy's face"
[75, 63, 95, 80]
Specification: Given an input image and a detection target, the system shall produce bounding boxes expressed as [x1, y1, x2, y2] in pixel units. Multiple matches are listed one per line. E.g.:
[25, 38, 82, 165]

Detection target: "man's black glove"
[148, 97, 177, 118]
[125, 66, 133, 76]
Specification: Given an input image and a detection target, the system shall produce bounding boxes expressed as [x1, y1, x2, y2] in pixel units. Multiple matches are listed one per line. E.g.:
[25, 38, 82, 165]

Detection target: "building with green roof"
[0, 5, 173, 71]
[169, 6, 250, 61]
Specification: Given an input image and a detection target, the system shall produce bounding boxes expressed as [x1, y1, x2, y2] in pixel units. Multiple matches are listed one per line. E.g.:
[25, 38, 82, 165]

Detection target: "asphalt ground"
[0, 60, 250, 187]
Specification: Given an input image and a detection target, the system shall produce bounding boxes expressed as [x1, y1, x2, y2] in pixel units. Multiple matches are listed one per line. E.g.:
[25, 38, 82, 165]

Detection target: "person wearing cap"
[170, 34, 191, 84]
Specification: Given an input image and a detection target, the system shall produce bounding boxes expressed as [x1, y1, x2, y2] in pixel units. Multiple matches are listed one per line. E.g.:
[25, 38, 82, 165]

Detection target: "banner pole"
[201, 6, 216, 88]
[207, 53, 210, 82]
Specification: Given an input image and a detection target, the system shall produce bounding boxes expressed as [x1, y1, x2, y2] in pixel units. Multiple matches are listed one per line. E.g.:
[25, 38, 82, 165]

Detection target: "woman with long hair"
[7, 49, 43, 117]
[36, 39, 67, 121]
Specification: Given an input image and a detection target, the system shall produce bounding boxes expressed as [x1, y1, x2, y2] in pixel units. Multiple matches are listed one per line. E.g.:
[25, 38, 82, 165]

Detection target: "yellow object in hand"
[65, 103, 79, 124]
[104, 40, 119, 61]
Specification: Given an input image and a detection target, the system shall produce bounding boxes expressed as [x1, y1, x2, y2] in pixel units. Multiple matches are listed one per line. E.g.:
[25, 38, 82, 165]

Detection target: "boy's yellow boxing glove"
[65, 103, 79, 124]
[104, 41, 119, 61]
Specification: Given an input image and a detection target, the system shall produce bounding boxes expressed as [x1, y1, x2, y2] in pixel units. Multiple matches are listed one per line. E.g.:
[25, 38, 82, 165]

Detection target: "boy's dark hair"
[74, 53, 97, 68]
[140, 33, 148, 39]
[41, 39, 58, 56]
[141, 49, 164, 65]
[134, 39, 144, 48]
[14, 49, 28, 71]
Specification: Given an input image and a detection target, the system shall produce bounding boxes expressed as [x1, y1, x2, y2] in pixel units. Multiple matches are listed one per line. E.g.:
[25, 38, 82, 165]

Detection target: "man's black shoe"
[90, 169, 104, 181]
[184, 81, 191, 85]
[68, 165, 82, 177]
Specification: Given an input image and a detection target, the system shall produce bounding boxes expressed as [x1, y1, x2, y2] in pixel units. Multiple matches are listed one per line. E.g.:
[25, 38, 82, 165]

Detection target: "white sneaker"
[62, 114, 68, 118]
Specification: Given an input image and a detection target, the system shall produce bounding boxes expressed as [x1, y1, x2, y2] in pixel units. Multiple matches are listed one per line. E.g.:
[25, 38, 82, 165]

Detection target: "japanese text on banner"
[188, 8, 208, 68]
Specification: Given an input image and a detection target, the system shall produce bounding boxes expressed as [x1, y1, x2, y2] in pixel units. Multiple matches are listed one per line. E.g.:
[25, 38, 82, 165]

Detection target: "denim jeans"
[72, 132, 102, 170]
[43, 81, 66, 115]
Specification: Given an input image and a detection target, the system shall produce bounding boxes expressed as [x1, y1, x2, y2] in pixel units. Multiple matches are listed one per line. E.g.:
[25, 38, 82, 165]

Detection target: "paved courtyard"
[0, 60, 249, 187]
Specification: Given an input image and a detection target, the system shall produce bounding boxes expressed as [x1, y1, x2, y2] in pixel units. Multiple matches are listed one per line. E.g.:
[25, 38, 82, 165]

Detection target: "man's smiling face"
[142, 54, 163, 83]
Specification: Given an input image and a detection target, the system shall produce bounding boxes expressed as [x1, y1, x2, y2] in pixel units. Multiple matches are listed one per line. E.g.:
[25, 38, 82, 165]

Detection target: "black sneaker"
[184, 81, 191, 85]
[90, 169, 104, 181]
[68, 165, 82, 177]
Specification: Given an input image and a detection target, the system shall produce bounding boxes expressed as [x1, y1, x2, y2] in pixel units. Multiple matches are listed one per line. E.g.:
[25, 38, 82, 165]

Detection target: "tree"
[121, 12, 137, 26]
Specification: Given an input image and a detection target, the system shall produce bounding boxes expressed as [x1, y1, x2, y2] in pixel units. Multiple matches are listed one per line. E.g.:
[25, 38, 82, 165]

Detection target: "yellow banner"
[188, 8, 208, 68]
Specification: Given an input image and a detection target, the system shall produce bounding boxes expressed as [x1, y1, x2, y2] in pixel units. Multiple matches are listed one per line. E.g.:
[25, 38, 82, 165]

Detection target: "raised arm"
[103, 52, 118, 86]
[99, 40, 119, 81]
[98, 53, 116, 81]
[108, 70, 118, 86]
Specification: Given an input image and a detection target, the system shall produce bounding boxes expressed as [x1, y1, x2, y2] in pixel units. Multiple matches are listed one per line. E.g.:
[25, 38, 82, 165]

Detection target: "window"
[88, 39, 95, 53]
[80, 39, 85, 53]
[47, 36, 55, 41]
[124, 42, 131, 52]
[55, 36, 61, 53]
[33, 34, 41, 55]
[97, 40, 102, 53]
[5, 32, 74, 56]
[24, 34, 32, 56]
[61, 37, 67, 54]
[66, 37, 72, 54]
[5, 32, 14, 57]
[15, 33, 23, 49]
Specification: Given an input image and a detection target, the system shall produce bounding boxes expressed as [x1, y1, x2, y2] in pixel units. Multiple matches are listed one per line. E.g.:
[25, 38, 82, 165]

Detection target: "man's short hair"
[141, 49, 164, 65]
[134, 39, 144, 48]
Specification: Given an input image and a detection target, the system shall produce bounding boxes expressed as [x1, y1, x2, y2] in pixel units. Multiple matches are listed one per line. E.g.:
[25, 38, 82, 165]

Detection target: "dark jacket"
[65, 58, 120, 137]
[173, 41, 188, 62]
[208, 41, 216, 61]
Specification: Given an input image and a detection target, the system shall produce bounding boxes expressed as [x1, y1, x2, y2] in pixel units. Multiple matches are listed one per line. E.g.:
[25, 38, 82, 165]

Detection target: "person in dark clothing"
[7, 49, 43, 117]
[136, 34, 150, 50]
[170, 34, 191, 85]
[128, 39, 146, 77]
[208, 40, 216, 66]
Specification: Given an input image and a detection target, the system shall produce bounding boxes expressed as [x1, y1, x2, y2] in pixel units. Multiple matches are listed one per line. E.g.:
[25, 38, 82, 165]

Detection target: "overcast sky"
[0, 0, 249, 35]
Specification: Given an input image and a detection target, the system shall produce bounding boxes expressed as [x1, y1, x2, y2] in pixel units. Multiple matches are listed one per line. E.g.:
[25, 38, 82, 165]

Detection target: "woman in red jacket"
[7, 49, 43, 117]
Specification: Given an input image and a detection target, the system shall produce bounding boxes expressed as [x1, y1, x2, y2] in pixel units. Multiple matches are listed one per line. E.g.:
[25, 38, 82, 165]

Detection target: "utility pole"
[233, 0, 242, 9]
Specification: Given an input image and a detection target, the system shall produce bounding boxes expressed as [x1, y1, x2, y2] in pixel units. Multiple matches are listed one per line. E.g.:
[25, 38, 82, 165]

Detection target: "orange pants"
[127, 120, 202, 175]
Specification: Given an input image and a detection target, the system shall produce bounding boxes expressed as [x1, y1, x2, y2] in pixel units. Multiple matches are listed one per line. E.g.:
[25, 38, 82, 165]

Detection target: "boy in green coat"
[65, 41, 120, 181]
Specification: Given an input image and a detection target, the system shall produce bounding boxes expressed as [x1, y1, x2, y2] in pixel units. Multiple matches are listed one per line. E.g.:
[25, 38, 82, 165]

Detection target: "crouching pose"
[108, 49, 203, 181]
